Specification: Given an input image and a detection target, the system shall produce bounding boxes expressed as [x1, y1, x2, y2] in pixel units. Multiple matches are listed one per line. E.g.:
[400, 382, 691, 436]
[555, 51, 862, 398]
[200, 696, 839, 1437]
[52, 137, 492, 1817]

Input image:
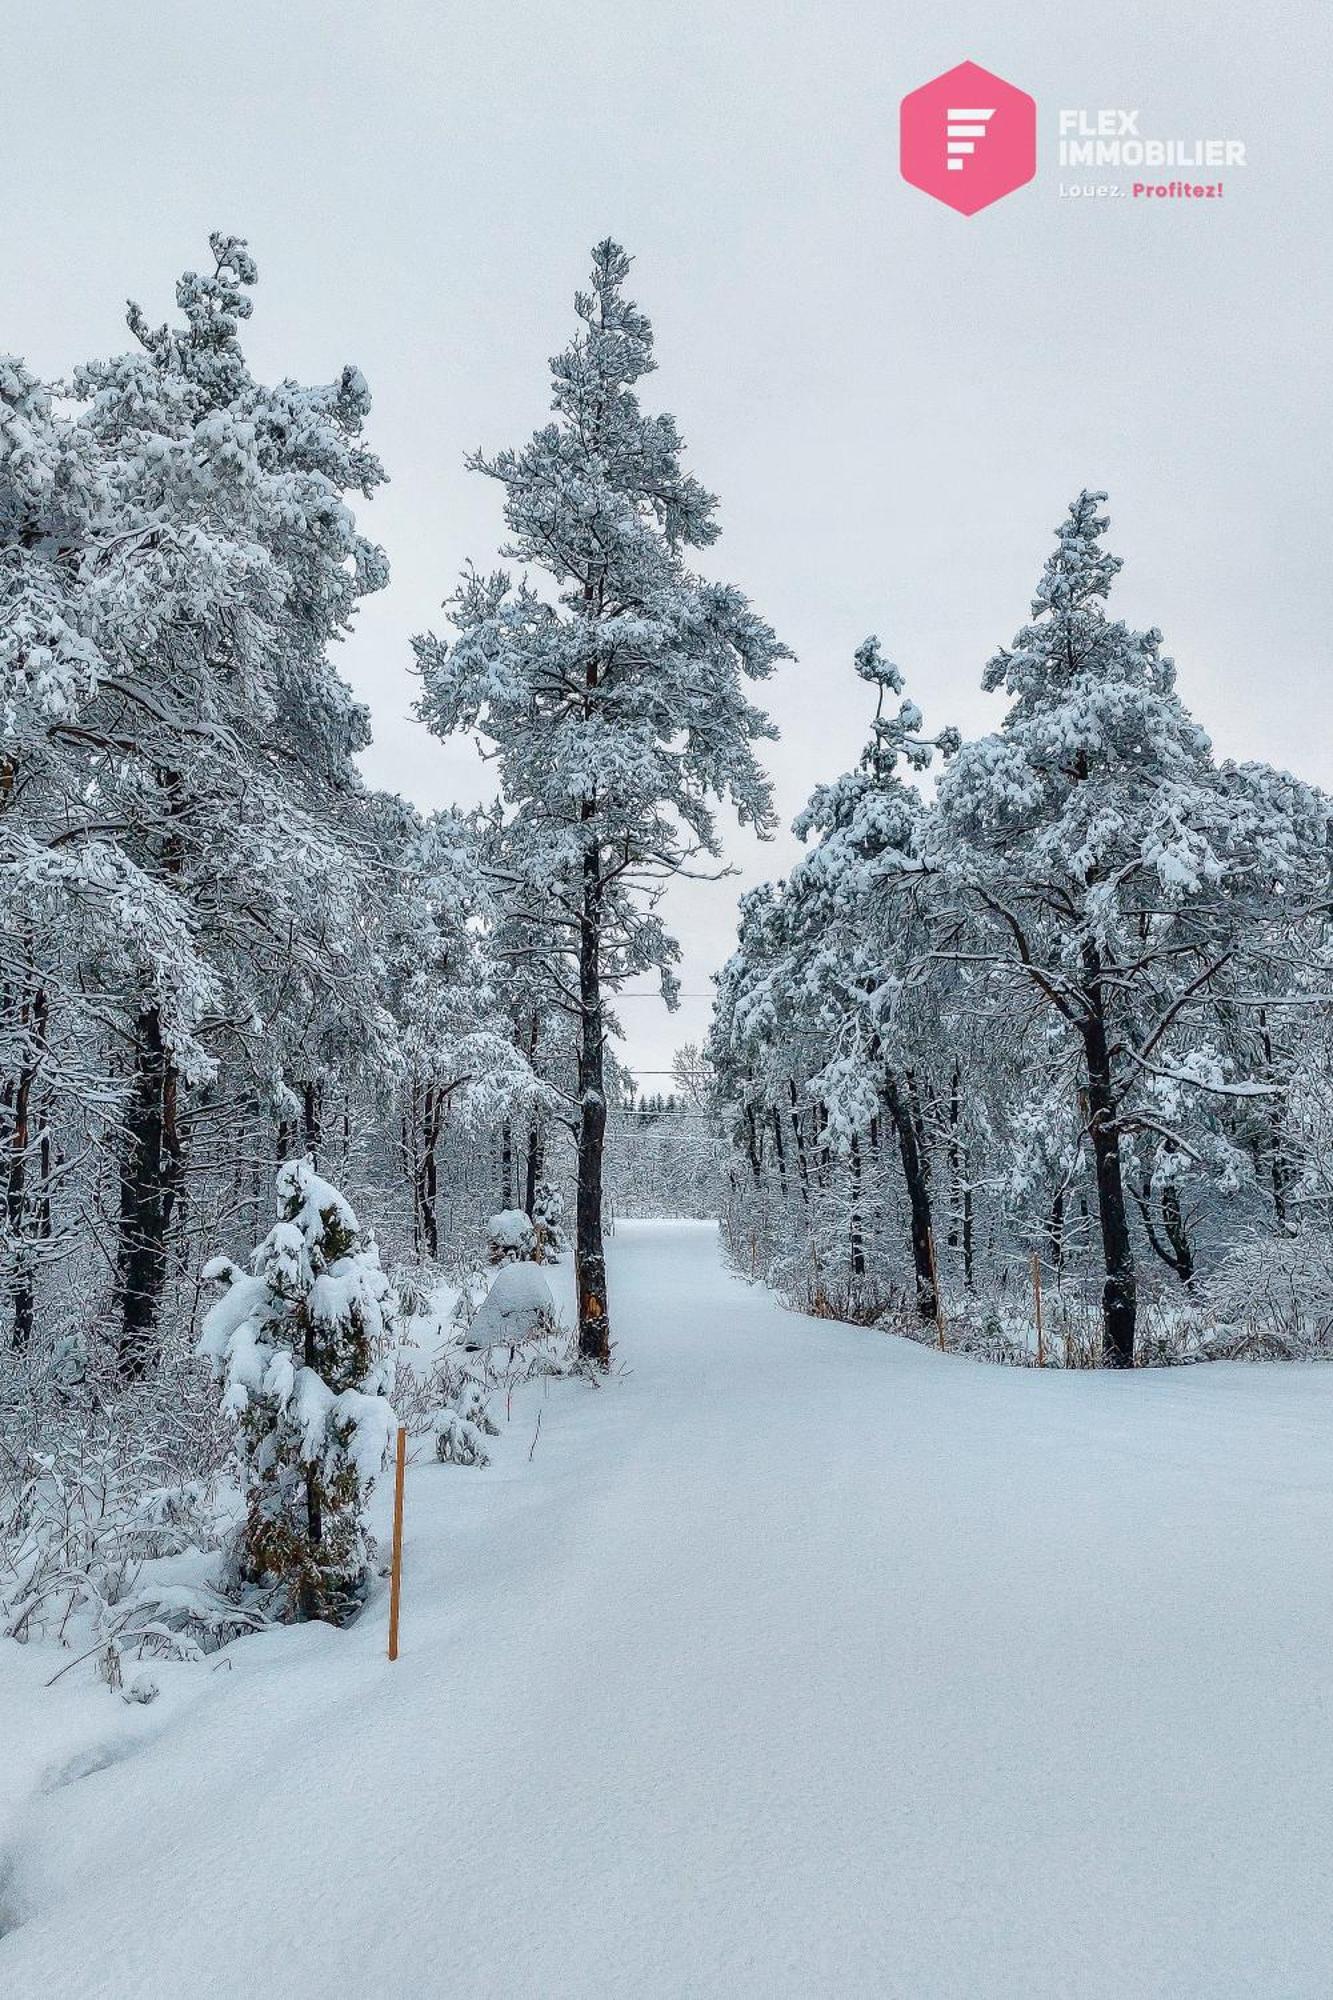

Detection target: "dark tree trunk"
[883, 1067, 936, 1320]
[302, 1081, 321, 1165]
[1135, 1155, 1195, 1293]
[576, 841, 610, 1365]
[116, 1005, 182, 1380]
[500, 1122, 515, 1210]
[1049, 1185, 1065, 1273]
[5, 986, 46, 1351]
[524, 1126, 544, 1219]
[1079, 981, 1137, 1367]
[418, 1085, 441, 1261]
[1257, 1009, 1291, 1228]
[743, 1105, 762, 1185]
[848, 1132, 866, 1281]
[36, 1127, 52, 1247]
[770, 1104, 789, 1198]
[946, 1060, 963, 1253]
[961, 1163, 975, 1292]
[787, 1084, 810, 1205]
[522, 1011, 543, 1218]
[300, 1308, 324, 1620]
[1161, 1179, 1195, 1289]
[816, 1102, 831, 1188]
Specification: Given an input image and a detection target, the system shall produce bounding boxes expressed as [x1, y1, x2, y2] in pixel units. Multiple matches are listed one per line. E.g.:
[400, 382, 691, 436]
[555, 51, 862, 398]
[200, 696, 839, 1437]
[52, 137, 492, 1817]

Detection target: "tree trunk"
[961, 1162, 974, 1292]
[770, 1104, 789, 1198]
[788, 1082, 810, 1204]
[947, 1060, 963, 1253]
[500, 1122, 515, 1210]
[1257, 1009, 1291, 1228]
[743, 1105, 762, 1185]
[302, 1081, 321, 1165]
[1079, 986, 1137, 1367]
[5, 985, 46, 1351]
[1135, 1161, 1195, 1292]
[300, 1307, 324, 1621]
[116, 1005, 181, 1379]
[883, 1068, 936, 1320]
[524, 1126, 544, 1219]
[418, 1085, 441, 1261]
[1160, 1178, 1195, 1289]
[576, 841, 610, 1365]
[1049, 1185, 1065, 1273]
[523, 1011, 543, 1218]
[848, 1133, 866, 1281]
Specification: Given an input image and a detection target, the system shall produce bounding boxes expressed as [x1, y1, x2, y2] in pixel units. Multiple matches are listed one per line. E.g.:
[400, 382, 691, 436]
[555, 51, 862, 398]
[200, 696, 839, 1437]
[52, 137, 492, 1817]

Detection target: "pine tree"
[200, 1158, 398, 1621]
[710, 640, 955, 1316]
[931, 491, 1326, 1364]
[2, 234, 392, 1374]
[416, 241, 787, 1363]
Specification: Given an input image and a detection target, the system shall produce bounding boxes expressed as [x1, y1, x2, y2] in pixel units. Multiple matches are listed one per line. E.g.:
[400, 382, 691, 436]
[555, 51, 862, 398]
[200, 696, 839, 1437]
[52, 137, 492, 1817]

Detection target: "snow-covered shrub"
[392, 1261, 438, 1322]
[531, 1180, 567, 1261]
[402, 1352, 500, 1468]
[432, 1406, 494, 1467]
[487, 1210, 536, 1264]
[465, 1261, 558, 1351]
[0, 1307, 247, 1682]
[200, 1159, 398, 1623]
[1206, 1231, 1333, 1350]
[0, 1431, 259, 1678]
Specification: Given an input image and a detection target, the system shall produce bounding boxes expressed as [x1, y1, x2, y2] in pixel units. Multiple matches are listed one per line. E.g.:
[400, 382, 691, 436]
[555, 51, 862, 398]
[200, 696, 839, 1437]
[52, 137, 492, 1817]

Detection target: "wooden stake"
[1032, 1253, 1045, 1367]
[387, 1425, 407, 1663]
[927, 1228, 946, 1351]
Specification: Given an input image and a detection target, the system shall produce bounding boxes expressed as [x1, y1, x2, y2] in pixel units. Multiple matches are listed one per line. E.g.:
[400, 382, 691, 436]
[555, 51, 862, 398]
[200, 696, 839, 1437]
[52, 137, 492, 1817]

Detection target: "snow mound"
[465, 1261, 555, 1349]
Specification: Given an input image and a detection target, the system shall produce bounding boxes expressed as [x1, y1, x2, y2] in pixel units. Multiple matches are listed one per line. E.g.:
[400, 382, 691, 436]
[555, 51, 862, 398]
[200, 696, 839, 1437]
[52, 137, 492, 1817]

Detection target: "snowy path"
[5, 1219, 1333, 1997]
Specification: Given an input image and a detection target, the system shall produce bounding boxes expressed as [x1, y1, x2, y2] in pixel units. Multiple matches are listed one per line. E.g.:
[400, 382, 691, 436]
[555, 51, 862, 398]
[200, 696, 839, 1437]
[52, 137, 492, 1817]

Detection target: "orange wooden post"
[387, 1425, 407, 1662]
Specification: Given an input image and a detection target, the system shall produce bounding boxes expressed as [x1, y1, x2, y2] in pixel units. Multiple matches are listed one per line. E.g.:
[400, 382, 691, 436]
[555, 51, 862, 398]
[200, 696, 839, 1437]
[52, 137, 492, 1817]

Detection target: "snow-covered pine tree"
[788, 641, 957, 1315]
[200, 1158, 398, 1622]
[416, 241, 787, 1363]
[2, 234, 392, 1373]
[710, 640, 956, 1316]
[930, 491, 1328, 1365]
[1, 353, 213, 1355]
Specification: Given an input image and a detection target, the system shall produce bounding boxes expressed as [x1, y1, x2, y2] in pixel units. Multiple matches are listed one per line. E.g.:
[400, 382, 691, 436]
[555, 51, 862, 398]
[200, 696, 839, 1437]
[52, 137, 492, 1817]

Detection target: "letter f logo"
[901, 61, 1036, 215]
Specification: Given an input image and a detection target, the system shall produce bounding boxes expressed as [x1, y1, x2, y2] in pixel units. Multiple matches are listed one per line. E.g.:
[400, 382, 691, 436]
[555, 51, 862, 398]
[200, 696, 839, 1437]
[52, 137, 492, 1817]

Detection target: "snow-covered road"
[5, 1219, 1333, 1997]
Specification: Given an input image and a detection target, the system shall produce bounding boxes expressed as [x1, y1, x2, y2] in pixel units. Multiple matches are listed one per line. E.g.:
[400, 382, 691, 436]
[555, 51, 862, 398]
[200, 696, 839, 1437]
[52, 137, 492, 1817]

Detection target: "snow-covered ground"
[4, 1219, 1333, 1998]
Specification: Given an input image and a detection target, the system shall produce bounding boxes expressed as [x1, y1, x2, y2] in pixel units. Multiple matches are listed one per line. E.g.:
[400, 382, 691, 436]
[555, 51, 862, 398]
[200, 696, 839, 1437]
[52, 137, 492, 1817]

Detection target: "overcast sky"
[6, 1, 1329, 1082]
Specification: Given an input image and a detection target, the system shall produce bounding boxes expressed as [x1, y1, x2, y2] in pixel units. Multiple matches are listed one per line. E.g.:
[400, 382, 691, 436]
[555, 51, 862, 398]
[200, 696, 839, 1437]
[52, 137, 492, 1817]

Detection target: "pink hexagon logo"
[901, 60, 1036, 216]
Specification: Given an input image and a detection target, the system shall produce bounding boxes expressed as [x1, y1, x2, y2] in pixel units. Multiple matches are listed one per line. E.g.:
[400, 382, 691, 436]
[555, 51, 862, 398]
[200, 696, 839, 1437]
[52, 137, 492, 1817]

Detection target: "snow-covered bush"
[200, 1159, 398, 1623]
[465, 1261, 558, 1351]
[1205, 1232, 1333, 1355]
[431, 1380, 499, 1466]
[0, 1427, 260, 1685]
[487, 1210, 536, 1263]
[531, 1180, 567, 1261]
[0, 1306, 247, 1682]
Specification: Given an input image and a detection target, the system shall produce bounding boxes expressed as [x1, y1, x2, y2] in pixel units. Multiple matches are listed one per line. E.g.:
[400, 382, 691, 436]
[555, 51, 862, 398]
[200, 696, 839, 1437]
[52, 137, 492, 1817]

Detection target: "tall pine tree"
[931, 492, 1324, 1364]
[416, 242, 786, 1362]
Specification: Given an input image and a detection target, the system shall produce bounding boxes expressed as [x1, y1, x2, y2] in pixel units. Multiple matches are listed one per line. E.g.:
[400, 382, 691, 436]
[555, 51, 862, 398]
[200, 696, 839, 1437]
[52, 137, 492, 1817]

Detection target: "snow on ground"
[4, 1219, 1333, 1998]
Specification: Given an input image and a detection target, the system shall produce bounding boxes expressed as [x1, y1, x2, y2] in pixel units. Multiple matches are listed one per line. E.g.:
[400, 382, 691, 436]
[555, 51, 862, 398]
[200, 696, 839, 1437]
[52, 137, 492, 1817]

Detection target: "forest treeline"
[708, 500, 1333, 1365]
